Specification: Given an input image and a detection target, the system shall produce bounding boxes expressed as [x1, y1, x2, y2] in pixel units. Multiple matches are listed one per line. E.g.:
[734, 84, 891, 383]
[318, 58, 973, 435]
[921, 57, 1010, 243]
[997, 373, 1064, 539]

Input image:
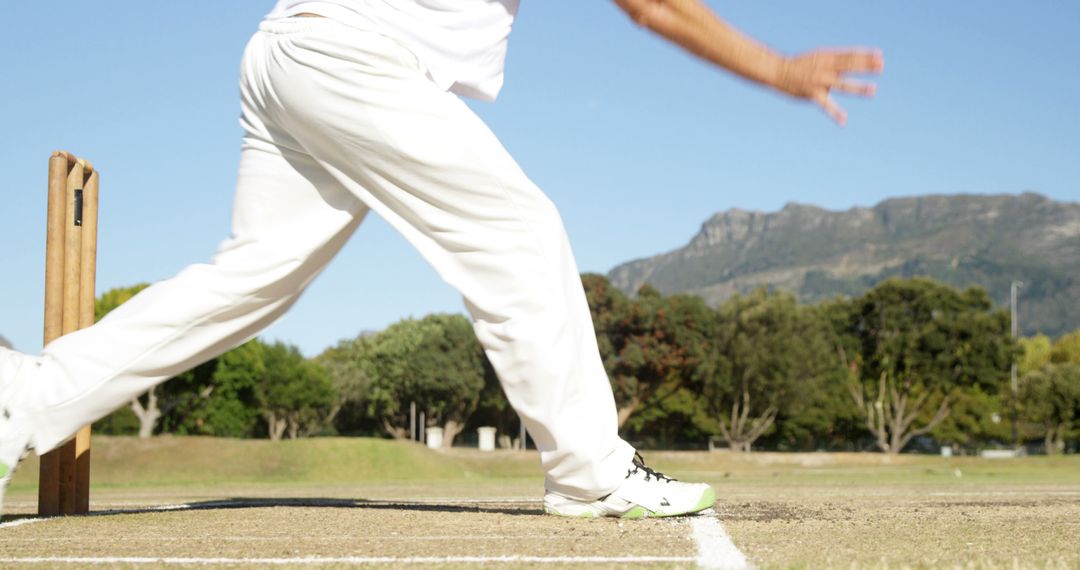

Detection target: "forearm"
[614, 0, 783, 90]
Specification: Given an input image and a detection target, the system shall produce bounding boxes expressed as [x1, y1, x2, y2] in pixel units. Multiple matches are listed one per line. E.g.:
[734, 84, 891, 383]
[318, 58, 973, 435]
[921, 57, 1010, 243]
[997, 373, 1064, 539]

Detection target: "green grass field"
[3, 437, 1079, 569]
[11, 436, 1079, 491]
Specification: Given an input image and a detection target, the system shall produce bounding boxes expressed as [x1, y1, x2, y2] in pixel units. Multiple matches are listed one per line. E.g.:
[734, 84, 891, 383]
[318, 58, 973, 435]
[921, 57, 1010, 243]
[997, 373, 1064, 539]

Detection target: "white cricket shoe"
[543, 453, 715, 518]
[1, 347, 34, 519]
[0, 409, 31, 520]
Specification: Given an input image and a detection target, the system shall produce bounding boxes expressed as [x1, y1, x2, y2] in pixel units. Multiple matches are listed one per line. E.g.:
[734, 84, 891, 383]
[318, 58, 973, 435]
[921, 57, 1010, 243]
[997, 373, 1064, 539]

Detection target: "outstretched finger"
[814, 92, 847, 126]
[825, 50, 885, 74]
[834, 79, 877, 97]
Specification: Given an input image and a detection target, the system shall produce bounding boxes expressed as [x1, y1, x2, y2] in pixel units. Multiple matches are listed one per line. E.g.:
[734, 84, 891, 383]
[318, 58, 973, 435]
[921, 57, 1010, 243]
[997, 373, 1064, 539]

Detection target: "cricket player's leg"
[0, 128, 369, 510]
[244, 17, 713, 516]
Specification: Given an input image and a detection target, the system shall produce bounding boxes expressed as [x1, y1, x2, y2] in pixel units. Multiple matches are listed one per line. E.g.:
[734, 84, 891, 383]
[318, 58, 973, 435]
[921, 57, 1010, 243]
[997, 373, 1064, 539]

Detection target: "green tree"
[1019, 335, 1053, 376]
[353, 329, 416, 440]
[763, 300, 862, 451]
[1020, 363, 1080, 454]
[156, 359, 221, 436]
[355, 314, 488, 447]
[96, 283, 262, 438]
[316, 337, 377, 436]
[465, 356, 519, 449]
[254, 341, 336, 440]
[622, 386, 715, 449]
[1050, 330, 1080, 365]
[411, 314, 488, 447]
[583, 274, 716, 428]
[836, 278, 1016, 454]
[162, 340, 332, 440]
[95, 284, 336, 440]
[180, 342, 262, 437]
[930, 388, 1011, 449]
[707, 289, 836, 452]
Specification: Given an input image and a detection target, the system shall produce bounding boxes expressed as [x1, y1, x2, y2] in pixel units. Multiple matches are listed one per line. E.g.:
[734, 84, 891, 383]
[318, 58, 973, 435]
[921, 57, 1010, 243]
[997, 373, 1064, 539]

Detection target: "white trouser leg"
[242, 18, 634, 499]
[3, 16, 635, 500]
[5, 139, 368, 452]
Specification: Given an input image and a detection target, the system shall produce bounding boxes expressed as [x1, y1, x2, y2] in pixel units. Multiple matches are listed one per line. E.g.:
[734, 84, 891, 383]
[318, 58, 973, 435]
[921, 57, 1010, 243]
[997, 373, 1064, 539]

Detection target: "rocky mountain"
[609, 193, 1080, 337]
[0, 335, 11, 349]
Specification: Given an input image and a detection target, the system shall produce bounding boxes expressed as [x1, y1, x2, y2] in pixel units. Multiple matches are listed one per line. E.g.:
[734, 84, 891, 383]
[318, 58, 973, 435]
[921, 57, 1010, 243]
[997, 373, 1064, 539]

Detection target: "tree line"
[93, 276, 1080, 454]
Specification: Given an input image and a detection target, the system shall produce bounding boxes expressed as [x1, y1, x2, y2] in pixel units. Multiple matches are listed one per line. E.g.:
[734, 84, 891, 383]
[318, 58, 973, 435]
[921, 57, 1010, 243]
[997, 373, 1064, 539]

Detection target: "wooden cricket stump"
[38, 151, 99, 516]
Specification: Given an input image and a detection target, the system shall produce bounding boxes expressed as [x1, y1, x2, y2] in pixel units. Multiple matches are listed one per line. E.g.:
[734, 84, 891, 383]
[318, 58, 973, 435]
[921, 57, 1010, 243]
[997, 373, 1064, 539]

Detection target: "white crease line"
[0, 556, 694, 565]
[2, 535, 555, 542]
[0, 517, 48, 530]
[690, 510, 750, 570]
[928, 491, 1080, 496]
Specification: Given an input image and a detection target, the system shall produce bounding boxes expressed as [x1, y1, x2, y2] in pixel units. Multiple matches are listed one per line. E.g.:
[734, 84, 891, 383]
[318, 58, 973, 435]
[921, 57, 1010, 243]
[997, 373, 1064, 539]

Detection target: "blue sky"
[2, 1, 1078, 356]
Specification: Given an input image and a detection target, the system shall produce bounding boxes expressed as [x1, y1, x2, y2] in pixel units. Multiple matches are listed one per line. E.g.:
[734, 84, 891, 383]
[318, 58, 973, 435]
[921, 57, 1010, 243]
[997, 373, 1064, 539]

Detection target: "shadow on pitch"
[82, 497, 543, 518]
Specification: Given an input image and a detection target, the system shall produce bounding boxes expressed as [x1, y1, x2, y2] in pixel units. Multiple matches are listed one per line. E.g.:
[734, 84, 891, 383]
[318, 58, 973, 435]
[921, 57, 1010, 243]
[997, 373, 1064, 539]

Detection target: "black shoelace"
[628, 452, 675, 483]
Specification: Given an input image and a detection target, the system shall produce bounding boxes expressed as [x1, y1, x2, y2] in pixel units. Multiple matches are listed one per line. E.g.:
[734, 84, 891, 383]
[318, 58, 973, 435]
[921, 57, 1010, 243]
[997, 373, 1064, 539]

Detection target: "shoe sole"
[0, 449, 29, 520]
[545, 486, 716, 519]
[0, 464, 10, 520]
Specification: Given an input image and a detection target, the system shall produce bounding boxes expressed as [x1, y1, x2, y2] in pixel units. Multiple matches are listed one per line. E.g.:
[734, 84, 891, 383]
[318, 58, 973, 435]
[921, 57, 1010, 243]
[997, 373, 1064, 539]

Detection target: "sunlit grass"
[9, 436, 1079, 493]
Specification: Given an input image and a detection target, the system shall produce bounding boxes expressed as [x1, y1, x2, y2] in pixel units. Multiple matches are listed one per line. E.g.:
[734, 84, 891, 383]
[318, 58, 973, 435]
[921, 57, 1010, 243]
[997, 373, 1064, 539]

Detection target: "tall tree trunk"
[717, 387, 777, 453]
[265, 412, 287, 441]
[616, 396, 641, 428]
[382, 417, 410, 440]
[323, 404, 342, 431]
[130, 388, 162, 439]
[846, 367, 951, 454]
[299, 417, 325, 438]
[847, 371, 891, 452]
[441, 420, 464, 449]
[1046, 424, 1066, 455]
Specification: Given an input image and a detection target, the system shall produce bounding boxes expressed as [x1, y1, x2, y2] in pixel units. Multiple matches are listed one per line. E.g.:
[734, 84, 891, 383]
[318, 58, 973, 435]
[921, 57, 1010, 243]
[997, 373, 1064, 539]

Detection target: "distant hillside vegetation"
[609, 193, 1080, 337]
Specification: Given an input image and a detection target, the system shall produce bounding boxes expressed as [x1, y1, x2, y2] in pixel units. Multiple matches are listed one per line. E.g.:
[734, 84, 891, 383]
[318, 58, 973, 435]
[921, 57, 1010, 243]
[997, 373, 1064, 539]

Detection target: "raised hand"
[774, 49, 884, 126]
[614, 0, 885, 126]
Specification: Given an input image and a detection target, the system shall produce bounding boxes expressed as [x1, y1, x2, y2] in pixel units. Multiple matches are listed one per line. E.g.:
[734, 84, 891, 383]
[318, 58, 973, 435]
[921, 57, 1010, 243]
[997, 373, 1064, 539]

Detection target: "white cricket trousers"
[1, 17, 635, 500]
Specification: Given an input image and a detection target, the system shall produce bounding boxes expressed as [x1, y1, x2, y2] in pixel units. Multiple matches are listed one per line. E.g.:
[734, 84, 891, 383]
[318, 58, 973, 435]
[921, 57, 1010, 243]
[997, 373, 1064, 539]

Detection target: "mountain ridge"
[608, 192, 1080, 337]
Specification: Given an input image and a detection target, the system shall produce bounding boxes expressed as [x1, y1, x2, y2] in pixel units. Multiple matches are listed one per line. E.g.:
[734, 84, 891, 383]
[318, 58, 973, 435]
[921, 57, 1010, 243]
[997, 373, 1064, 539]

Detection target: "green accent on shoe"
[692, 486, 717, 513]
[648, 486, 716, 518]
[544, 506, 597, 518]
[620, 505, 650, 519]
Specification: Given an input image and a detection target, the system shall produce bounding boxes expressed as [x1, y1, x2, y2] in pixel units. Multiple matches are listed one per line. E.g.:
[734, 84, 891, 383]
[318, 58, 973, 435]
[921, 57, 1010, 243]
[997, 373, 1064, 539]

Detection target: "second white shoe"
[543, 453, 715, 518]
[0, 410, 32, 520]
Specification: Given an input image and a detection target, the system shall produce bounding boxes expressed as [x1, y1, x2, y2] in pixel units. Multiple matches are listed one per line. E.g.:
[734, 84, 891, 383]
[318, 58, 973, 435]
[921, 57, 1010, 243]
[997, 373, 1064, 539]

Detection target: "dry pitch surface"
[1, 439, 1078, 569]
